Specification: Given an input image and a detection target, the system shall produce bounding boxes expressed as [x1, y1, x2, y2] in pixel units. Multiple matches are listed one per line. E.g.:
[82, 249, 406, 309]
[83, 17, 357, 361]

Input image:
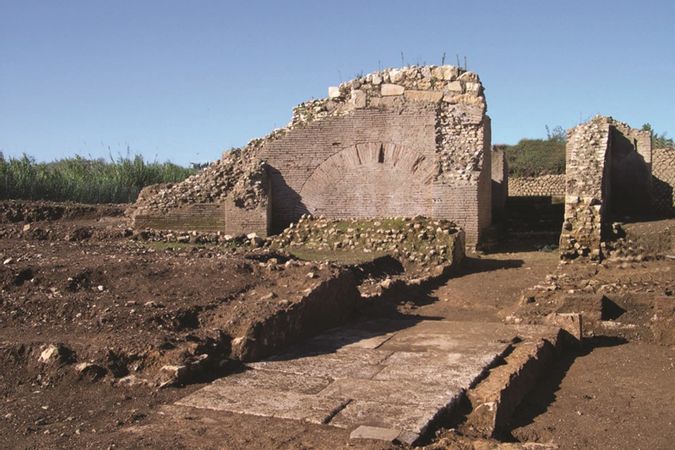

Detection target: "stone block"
[465, 81, 482, 93]
[349, 425, 418, 445]
[350, 425, 399, 442]
[403, 90, 443, 103]
[328, 86, 341, 99]
[176, 384, 350, 425]
[442, 65, 459, 80]
[546, 312, 583, 341]
[381, 84, 405, 96]
[350, 89, 367, 108]
[445, 80, 464, 92]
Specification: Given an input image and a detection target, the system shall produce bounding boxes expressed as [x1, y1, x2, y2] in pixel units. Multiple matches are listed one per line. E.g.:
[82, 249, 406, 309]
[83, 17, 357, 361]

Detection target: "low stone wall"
[233, 269, 359, 361]
[508, 175, 565, 197]
[132, 199, 269, 236]
[653, 147, 675, 215]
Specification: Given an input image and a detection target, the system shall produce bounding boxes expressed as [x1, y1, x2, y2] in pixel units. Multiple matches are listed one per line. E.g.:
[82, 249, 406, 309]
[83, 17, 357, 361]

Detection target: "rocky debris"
[38, 344, 75, 365]
[158, 365, 189, 388]
[271, 214, 461, 268]
[134, 148, 267, 213]
[128, 227, 270, 249]
[74, 362, 107, 381]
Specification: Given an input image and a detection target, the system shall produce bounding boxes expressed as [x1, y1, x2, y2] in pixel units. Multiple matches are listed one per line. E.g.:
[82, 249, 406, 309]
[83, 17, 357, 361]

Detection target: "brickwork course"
[132, 65, 492, 244]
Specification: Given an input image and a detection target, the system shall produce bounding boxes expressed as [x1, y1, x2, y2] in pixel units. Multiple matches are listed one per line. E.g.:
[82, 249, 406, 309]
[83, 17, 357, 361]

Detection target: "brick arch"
[298, 142, 438, 218]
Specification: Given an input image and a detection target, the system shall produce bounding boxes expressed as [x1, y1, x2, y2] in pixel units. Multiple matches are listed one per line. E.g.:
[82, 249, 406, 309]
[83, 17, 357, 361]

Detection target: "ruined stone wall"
[560, 116, 651, 259]
[560, 117, 610, 259]
[508, 175, 565, 197]
[133, 65, 492, 243]
[131, 149, 270, 235]
[259, 66, 491, 243]
[653, 147, 675, 215]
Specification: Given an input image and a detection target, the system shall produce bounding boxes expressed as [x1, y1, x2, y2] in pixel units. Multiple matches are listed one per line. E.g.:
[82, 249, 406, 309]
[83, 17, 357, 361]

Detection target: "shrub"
[504, 127, 567, 177]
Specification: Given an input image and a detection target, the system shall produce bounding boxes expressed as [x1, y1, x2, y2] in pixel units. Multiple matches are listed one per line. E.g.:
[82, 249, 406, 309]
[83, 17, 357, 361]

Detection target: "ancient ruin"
[132, 65, 492, 244]
[559, 116, 652, 259]
[652, 146, 675, 215]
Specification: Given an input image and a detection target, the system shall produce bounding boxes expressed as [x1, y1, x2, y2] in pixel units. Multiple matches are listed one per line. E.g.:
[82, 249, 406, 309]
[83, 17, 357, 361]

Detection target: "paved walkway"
[175, 319, 553, 444]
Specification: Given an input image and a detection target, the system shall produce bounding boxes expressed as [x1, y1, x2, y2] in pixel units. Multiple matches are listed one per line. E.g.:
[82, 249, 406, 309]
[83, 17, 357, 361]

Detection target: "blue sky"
[1, 0, 674, 166]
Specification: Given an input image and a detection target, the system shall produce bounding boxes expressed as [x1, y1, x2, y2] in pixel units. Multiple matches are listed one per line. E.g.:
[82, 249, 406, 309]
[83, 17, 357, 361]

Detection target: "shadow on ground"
[499, 335, 628, 442]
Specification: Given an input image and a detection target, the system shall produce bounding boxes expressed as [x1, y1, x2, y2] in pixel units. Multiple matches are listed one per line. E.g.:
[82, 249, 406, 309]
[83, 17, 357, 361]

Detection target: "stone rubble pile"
[136, 148, 267, 213]
[129, 228, 267, 248]
[271, 215, 461, 266]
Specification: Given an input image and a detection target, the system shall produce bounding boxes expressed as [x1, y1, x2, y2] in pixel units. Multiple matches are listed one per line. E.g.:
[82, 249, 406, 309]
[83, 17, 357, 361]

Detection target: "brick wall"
[653, 147, 675, 215]
[260, 104, 491, 243]
[132, 65, 493, 243]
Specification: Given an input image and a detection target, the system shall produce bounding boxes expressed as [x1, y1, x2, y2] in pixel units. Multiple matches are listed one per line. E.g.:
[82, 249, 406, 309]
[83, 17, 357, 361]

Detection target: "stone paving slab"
[174, 319, 557, 444]
[329, 398, 441, 435]
[176, 384, 350, 424]
[248, 348, 393, 380]
[372, 350, 504, 385]
[211, 369, 332, 395]
[319, 377, 458, 408]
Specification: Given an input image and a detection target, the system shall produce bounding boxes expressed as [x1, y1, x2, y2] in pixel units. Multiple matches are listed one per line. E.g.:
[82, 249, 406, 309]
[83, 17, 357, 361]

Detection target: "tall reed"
[0, 153, 195, 204]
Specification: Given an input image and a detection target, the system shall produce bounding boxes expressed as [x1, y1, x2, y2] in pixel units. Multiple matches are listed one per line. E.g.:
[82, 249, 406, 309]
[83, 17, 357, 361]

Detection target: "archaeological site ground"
[1, 66, 674, 450]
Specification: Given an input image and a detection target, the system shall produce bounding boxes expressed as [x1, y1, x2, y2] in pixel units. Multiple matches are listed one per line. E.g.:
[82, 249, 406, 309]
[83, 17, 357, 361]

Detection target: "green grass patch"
[289, 247, 387, 264]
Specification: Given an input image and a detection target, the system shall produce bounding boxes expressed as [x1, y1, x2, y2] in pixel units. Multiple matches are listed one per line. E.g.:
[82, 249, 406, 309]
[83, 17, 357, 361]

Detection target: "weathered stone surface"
[349, 425, 400, 442]
[330, 399, 439, 434]
[328, 86, 341, 99]
[212, 369, 331, 395]
[509, 174, 565, 197]
[176, 384, 350, 424]
[174, 319, 558, 440]
[403, 89, 443, 103]
[320, 378, 458, 409]
[380, 83, 405, 96]
[545, 312, 583, 341]
[248, 349, 392, 380]
[350, 89, 367, 108]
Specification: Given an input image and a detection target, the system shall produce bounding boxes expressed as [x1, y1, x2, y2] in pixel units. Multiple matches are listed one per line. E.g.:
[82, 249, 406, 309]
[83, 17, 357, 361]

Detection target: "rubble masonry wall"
[652, 147, 675, 215]
[508, 174, 565, 197]
[560, 116, 651, 259]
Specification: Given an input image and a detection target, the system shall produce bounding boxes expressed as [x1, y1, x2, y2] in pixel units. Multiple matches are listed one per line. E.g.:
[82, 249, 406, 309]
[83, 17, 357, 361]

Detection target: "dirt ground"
[0, 201, 673, 449]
